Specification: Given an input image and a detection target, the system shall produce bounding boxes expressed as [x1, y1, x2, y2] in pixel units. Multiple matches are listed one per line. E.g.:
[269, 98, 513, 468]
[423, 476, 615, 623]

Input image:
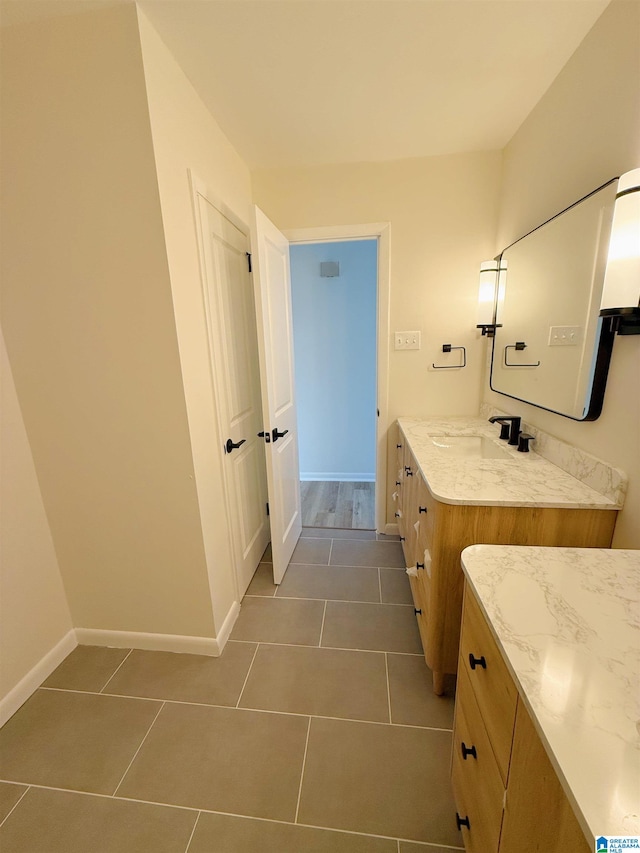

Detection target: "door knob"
[272, 428, 289, 442]
[225, 438, 246, 454]
[257, 431, 271, 443]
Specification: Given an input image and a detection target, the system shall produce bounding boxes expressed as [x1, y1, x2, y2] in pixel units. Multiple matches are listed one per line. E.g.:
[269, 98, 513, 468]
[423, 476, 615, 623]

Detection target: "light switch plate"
[548, 325, 582, 346]
[394, 331, 421, 350]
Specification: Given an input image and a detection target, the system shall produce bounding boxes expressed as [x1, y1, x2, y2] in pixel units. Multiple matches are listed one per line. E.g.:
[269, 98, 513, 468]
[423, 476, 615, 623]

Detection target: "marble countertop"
[461, 544, 640, 845]
[397, 416, 621, 509]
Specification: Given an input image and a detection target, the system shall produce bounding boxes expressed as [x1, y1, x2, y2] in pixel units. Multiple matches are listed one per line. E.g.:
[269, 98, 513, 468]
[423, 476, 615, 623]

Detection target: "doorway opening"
[289, 238, 378, 530]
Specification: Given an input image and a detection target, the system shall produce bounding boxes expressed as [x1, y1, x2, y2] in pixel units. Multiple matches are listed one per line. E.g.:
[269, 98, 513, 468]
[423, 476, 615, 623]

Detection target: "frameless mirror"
[490, 180, 618, 420]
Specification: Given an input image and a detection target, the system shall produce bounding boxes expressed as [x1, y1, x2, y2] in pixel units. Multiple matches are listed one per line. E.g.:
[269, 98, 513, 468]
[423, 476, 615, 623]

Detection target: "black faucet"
[489, 415, 521, 446]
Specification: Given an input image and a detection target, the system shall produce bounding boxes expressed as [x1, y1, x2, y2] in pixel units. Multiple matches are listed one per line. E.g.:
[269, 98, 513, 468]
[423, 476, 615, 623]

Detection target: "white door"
[194, 184, 270, 597]
[251, 207, 302, 583]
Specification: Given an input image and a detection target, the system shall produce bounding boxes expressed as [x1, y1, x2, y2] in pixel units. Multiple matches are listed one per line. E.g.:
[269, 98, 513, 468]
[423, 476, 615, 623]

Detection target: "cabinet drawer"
[414, 473, 435, 555]
[452, 666, 505, 853]
[459, 586, 517, 784]
[408, 573, 430, 656]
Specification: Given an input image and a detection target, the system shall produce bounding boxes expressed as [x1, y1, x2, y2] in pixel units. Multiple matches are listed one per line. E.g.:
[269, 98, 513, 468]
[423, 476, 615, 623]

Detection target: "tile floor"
[0, 529, 462, 853]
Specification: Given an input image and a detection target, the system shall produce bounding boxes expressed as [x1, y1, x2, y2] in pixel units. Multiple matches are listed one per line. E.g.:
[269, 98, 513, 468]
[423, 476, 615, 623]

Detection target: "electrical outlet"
[548, 325, 582, 346]
[394, 331, 421, 350]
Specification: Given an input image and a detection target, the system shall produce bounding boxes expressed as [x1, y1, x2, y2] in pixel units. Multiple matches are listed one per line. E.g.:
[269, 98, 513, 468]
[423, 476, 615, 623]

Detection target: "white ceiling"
[138, 0, 610, 169]
[1, 0, 611, 169]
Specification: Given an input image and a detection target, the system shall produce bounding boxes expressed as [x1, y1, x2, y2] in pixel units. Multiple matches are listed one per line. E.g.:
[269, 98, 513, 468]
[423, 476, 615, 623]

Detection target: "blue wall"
[290, 240, 377, 481]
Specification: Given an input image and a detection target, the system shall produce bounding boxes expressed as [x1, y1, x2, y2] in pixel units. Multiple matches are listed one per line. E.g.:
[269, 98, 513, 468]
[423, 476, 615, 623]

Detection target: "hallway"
[0, 530, 461, 852]
[300, 481, 376, 530]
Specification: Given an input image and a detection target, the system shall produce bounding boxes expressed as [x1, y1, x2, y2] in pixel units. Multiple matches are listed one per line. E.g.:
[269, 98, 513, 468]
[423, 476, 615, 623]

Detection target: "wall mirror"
[490, 179, 618, 420]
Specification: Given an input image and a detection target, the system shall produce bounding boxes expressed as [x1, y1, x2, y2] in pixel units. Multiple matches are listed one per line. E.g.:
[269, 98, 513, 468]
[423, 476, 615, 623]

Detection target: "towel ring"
[433, 344, 467, 369]
[504, 341, 540, 367]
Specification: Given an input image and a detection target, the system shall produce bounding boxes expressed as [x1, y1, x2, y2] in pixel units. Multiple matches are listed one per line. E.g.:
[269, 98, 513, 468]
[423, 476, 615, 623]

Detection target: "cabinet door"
[400, 444, 419, 566]
[451, 667, 505, 853]
[499, 701, 591, 853]
[459, 587, 518, 784]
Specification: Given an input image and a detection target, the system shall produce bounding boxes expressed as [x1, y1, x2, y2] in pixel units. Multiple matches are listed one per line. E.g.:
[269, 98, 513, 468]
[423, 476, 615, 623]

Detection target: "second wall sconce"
[599, 167, 640, 335]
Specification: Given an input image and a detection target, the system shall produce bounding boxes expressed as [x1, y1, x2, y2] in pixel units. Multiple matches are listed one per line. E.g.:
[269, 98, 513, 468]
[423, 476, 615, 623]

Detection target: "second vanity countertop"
[460, 544, 640, 844]
[397, 416, 623, 510]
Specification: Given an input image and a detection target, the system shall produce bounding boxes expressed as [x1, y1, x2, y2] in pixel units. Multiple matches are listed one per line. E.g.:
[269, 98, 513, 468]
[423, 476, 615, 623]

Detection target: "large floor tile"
[387, 655, 456, 729]
[42, 645, 131, 692]
[380, 568, 413, 604]
[290, 538, 332, 564]
[0, 787, 196, 853]
[302, 527, 376, 540]
[245, 563, 277, 596]
[276, 563, 380, 602]
[238, 644, 389, 722]
[321, 602, 422, 654]
[104, 643, 257, 706]
[297, 717, 460, 845]
[117, 703, 309, 821]
[0, 782, 27, 823]
[231, 597, 325, 645]
[189, 812, 397, 853]
[0, 689, 161, 794]
[330, 539, 405, 568]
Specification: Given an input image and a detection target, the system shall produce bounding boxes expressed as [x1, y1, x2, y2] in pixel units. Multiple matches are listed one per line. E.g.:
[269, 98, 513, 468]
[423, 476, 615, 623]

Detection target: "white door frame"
[283, 222, 391, 534]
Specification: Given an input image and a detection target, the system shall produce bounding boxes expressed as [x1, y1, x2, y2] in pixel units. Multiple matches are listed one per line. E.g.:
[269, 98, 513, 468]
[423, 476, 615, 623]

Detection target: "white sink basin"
[429, 435, 511, 460]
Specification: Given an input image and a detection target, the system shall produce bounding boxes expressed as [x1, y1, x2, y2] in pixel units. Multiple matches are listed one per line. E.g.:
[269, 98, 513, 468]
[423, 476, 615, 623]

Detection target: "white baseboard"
[74, 627, 222, 657]
[0, 603, 244, 728]
[300, 472, 375, 482]
[214, 600, 240, 654]
[0, 629, 77, 728]
[384, 522, 399, 536]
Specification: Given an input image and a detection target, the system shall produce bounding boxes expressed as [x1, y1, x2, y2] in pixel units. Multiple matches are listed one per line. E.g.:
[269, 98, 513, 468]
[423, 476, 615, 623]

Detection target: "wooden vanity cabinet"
[395, 424, 617, 694]
[452, 586, 590, 853]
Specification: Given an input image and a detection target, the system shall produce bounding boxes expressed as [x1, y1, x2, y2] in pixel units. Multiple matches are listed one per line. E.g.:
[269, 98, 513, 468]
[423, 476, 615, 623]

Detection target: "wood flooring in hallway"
[300, 481, 375, 530]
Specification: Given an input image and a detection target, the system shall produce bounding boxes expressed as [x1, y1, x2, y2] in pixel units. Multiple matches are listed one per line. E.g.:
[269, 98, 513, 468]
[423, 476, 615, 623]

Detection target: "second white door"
[251, 207, 302, 584]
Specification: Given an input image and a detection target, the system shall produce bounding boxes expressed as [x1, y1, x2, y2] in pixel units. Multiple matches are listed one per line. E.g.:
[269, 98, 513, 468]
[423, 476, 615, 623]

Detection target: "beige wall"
[484, 0, 640, 548]
[0, 5, 215, 637]
[252, 151, 503, 524]
[137, 8, 256, 629]
[0, 331, 73, 700]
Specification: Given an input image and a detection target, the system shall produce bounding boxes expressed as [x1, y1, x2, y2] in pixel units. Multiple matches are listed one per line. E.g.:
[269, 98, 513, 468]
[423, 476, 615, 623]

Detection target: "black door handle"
[225, 438, 246, 454]
[272, 428, 289, 442]
[257, 431, 271, 443]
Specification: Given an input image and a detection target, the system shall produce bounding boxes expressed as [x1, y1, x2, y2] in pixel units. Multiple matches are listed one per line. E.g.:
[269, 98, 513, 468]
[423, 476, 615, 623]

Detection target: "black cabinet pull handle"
[272, 428, 289, 442]
[416, 562, 424, 570]
[414, 608, 422, 615]
[395, 480, 401, 486]
[225, 438, 246, 454]
[406, 469, 413, 477]
[456, 813, 470, 831]
[418, 506, 427, 513]
[461, 742, 477, 760]
[469, 653, 487, 670]
[399, 536, 405, 542]
[396, 443, 402, 449]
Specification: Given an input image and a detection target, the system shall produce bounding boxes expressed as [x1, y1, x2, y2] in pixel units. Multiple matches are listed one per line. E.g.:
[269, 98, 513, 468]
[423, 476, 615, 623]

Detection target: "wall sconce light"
[600, 167, 640, 334]
[476, 260, 503, 337]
